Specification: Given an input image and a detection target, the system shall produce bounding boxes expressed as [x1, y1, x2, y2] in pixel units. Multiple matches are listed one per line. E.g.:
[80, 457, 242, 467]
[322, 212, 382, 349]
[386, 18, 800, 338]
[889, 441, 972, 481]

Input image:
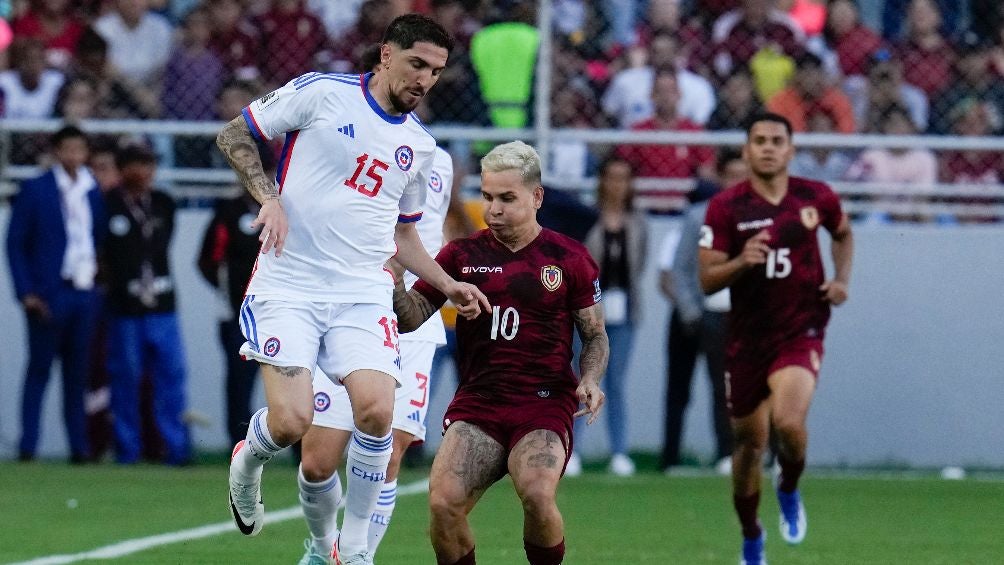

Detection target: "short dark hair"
[795, 51, 823, 70]
[715, 147, 744, 175]
[745, 112, 793, 138]
[382, 13, 454, 53]
[115, 143, 157, 168]
[76, 27, 108, 57]
[51, 125, 88, 149]
[597, 155, 635, 210]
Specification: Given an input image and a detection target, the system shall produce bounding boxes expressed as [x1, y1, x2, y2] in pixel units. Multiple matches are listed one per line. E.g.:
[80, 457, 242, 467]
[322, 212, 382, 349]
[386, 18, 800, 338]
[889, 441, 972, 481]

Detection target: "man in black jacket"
[102, 144, 190, 465]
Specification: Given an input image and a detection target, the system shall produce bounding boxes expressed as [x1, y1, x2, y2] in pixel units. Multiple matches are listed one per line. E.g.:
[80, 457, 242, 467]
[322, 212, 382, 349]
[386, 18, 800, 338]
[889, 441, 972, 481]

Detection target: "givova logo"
[462, 266, 502, 274]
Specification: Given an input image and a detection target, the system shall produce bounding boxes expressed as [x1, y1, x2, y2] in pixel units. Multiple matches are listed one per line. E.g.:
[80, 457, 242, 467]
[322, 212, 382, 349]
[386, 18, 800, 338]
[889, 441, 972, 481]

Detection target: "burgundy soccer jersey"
[701, 177, 844, 351]
[413, 229, 601, 399]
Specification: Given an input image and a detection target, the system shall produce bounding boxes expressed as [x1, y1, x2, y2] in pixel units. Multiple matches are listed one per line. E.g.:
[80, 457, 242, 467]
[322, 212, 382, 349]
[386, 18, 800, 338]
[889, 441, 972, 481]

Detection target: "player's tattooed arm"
[216, 117, 278, 204]
[574, 303, 609, 424]
[574, 303, 609, 383]
[391, 273, 440, 332]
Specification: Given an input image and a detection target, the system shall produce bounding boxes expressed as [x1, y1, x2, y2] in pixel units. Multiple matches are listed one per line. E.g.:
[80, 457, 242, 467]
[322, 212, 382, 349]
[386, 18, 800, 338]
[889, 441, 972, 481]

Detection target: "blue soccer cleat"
[740, 532, 767, 565]
[777, 488, 807, 544]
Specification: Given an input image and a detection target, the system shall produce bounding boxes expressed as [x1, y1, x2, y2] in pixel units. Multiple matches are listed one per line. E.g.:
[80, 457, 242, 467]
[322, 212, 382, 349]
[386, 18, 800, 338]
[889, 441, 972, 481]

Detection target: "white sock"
[232, 407, 283, 483]
[340, 430, 392, 555]
[368, 479, 397, 553]
[298, 465, 342, 556]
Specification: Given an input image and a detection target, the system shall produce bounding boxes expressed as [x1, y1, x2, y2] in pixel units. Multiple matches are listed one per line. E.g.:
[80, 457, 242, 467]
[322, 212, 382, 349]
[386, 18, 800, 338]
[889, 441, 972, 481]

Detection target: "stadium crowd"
[1, 0, 1003, 195]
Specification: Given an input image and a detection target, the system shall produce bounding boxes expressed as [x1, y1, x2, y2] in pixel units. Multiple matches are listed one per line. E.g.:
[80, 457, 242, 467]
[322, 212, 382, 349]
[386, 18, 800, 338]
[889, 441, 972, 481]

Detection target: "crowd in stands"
[2, 0, 1004, 201]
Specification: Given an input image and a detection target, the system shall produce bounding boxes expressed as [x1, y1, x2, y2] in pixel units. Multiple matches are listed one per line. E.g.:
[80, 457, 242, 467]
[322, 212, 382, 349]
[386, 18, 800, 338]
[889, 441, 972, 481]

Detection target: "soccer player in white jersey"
[215, 14, 489, 565]
[296, 146, 454, 565]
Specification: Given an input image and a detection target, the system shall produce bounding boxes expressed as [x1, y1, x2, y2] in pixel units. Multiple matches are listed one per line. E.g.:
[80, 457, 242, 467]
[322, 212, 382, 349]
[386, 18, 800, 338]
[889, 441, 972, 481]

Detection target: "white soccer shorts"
[238, 297, 402, 385]
[312, 339, 437, 442]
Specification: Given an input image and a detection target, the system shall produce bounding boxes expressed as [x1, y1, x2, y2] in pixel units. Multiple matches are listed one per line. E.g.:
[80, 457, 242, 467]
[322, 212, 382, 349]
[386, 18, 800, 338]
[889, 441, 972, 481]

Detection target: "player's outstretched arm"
[821, 214, 853, 305]
[390, 268, 443, 333]
[394, 223, 491, 318]
[573, 303, 609, 425]
[216, 117, 287, 256]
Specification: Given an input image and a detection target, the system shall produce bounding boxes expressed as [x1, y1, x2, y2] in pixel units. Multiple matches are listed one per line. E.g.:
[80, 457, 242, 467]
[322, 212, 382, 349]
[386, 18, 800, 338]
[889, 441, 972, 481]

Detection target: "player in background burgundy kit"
[699, 113, 854, 565]
[392, 141, 609, 565]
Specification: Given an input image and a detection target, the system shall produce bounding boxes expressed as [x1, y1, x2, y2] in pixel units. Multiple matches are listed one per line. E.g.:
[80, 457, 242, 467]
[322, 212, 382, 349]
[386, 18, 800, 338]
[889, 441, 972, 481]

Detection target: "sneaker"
[298, 539, 334, 565]
[228, 440, 264, 536]
[715, 456, 733, 476]
[608, 453, 636, 476]
[739, 532, 767, 565]
[776, 488, 807, 544]
[336, 550, 373, 565]
[564, 452, 582, 477]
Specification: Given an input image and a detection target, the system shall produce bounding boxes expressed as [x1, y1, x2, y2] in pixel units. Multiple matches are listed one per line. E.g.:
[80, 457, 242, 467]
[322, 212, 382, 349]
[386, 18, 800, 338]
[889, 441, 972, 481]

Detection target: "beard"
[388, 88, 421, 114]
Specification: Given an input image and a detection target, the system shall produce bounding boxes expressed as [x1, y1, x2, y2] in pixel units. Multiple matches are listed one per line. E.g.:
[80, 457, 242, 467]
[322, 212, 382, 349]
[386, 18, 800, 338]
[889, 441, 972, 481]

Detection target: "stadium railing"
[2, 118, 1003, 222]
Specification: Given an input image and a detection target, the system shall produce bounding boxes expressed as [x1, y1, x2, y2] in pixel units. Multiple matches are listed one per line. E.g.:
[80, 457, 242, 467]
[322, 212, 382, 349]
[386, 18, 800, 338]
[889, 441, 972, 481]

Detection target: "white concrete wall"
[2, 209, 1002, 468]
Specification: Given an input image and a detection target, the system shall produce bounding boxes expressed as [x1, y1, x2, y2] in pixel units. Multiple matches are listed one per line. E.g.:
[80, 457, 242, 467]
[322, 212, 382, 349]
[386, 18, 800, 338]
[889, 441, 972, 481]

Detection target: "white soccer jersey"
[241, 72, 437, 305]
[401, 146, 453, 345]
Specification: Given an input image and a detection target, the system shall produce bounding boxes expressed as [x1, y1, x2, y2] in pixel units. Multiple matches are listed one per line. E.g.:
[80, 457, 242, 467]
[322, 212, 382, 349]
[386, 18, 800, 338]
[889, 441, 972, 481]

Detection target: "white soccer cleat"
[776, 488, 807, 545]
[715, 456, 733, 476]
[565, 452, 583, 477]
[336, 550, 374, 565]
[298, 539, 335, 565]
[608, 453, 636, 477]
[228, 440, 264, 536]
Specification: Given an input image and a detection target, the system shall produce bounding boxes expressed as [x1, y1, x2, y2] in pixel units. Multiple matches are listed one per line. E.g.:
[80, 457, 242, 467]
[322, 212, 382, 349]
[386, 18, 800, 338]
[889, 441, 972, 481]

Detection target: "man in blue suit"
[7, 125, 105, 462]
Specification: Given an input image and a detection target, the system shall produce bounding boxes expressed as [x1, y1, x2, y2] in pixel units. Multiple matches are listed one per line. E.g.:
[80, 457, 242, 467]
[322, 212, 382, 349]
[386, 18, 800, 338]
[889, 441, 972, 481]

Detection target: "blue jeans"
[573, 322, 635, 455]
[107, 312, 190, 464]
[20, 285, 97, 458]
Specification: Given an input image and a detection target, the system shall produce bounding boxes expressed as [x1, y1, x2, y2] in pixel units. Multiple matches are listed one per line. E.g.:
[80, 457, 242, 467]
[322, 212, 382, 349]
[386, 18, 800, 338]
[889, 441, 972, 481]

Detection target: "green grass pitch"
[2, 460, 1001, 564]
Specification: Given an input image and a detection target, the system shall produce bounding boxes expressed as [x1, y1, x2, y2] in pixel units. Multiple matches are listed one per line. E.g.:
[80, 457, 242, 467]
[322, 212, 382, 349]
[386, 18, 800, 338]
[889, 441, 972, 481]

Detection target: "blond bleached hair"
[480, 141, 542, 187]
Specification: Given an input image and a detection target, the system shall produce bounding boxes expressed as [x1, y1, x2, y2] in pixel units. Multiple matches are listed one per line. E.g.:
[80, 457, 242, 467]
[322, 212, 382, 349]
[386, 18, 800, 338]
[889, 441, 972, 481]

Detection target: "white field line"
[8, 479, 430, 565]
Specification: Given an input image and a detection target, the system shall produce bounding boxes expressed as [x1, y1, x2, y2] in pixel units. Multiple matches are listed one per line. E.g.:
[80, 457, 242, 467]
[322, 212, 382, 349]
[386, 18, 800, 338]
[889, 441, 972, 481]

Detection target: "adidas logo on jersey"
[337, 124, 355, 138]
[407, 410, 421, 422]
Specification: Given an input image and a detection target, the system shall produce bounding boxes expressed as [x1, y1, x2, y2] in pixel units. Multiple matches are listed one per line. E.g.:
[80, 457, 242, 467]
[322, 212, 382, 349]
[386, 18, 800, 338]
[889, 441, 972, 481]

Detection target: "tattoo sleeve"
[573, 303, 609, 384]
[392, 274, 441, 332]
[216, 116, 278, 204]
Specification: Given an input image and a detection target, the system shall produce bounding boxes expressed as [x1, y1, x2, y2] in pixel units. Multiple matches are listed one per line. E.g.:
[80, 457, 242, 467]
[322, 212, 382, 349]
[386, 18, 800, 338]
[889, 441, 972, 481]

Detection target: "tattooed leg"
[259, 363, 313, 446]
[509, 429, 567, 547]
[429, 421, 506, 564]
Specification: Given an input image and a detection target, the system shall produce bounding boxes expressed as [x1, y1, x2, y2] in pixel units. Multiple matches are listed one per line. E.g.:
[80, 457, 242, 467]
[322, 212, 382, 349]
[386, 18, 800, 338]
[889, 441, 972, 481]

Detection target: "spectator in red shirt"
[930, 32, 1004, 134]
[895, 0, 955, 96]
[941, 99, 1003, 184]
[615, 69, 715, 182]
[822, 0, 883, 77]
[767, 52, 855, 132]
[712, 0, 805, 79]
[11, 0, 86, 70]
[253, 0, 327, 88]
[634, 0, 710, 72]
[207, 0, 261, 82]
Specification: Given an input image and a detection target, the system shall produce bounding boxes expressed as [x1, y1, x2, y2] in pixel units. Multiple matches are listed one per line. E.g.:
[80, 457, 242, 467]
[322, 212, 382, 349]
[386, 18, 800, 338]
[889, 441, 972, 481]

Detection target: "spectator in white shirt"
[602, 30, 716, 128]
[93, 0, 173, 85]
